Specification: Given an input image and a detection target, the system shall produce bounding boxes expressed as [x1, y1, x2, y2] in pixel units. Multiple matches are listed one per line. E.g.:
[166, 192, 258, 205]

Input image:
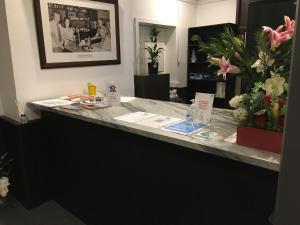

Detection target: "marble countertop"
[30, 97, 281, 172]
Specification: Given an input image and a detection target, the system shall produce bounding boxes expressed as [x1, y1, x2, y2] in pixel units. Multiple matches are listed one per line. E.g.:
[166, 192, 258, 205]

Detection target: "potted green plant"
[145, 27, 164, 75]
[190, 34, 201, 45]
[0, 153, 13, 208]
[149, 27, 160, 42]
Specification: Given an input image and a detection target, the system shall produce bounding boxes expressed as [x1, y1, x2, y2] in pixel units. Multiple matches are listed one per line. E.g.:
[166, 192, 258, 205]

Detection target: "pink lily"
[283, 16, 295, 36]
[263, 26, 291, 50]
[234, 52, 242, 61]
[217, 57, 240, 80]
[209, 57, 222, 65]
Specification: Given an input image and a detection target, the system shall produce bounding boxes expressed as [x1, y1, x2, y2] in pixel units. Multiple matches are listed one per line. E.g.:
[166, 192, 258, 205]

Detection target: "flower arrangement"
[200, 16, 295, 132]
[0, 153, 13, 200]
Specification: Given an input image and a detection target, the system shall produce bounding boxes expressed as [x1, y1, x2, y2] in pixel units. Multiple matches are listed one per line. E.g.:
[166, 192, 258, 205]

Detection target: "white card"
[224, 133, 237, 143]
[106, 81, 120, 106]
[136, 115, 182, 128]
[114, 112, 157, 123]
[195, 93, 215, 124]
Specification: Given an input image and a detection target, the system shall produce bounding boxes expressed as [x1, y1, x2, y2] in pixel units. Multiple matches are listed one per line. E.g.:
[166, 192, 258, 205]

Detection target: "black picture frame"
[33, 0, 121, 69]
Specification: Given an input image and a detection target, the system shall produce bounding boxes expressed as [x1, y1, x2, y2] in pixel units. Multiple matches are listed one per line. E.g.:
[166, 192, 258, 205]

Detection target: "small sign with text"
[195, 93, 215, 124]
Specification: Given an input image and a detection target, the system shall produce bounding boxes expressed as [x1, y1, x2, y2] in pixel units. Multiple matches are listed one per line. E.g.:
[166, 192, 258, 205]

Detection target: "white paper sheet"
[136, 115, 182, 128]
[33, 99, 72, 108]
[114, 112, 157, 123]
[224, 133, 237, 143]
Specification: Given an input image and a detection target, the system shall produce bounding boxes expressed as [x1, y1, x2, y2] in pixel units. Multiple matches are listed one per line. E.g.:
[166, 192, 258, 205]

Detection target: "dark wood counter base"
[42, 111, 278, 225]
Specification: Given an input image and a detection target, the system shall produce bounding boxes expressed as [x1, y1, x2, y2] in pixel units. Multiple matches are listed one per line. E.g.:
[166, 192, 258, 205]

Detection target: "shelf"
[188, 62, 207, 64]
[189, 78, 226, 82]
[189, 78, 217, 81]
[187, 23, 238, 109]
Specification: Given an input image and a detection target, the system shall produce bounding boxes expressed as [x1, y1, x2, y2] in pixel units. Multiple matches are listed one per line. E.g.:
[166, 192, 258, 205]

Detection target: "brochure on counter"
[115, 112, 182, 129]
[193, 129, 218, 140]
[137, 115, 182, 129]
[33, 96, 111, 110]
[114, 112, 158, 123]
[162, 121, 206, 135]
[115, 112, 207, 134]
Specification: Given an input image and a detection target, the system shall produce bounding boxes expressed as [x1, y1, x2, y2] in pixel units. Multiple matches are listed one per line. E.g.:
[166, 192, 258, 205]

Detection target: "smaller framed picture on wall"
[33, 0, 121, 69]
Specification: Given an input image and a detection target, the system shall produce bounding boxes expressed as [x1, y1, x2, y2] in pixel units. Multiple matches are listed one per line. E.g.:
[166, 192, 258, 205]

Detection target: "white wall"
[132, 0, 179, 86]
[0, 97, 3, 115]
[132, 0, 179, 26]
[197, 0, 238, 26]
[4, 0, 135, 120]
[0, 0, 238, 120]
[0, 0, 19, 120]
[133, 0, 197, 87]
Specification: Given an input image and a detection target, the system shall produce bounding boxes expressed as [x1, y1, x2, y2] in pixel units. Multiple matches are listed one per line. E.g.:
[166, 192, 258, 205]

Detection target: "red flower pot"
[236, 126, 283, 154]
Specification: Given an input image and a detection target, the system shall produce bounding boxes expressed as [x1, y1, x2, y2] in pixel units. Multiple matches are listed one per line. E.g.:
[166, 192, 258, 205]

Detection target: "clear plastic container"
[187, 99, 201, 126]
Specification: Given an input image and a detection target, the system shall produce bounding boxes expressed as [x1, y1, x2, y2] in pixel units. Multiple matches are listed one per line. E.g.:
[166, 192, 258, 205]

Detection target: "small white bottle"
[20, 113, 28, 124]
[191, 99, 201, 125]
[193, 106, 200, 125]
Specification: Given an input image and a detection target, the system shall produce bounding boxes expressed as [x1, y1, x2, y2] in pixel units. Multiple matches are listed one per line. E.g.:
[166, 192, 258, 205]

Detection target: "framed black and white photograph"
[34, 0, 121, 69]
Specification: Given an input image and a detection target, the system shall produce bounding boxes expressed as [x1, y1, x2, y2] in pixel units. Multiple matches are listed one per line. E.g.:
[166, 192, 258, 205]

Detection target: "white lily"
[229, 95, 244, 108]
[251, 52, 275, 73]
[0, 177, 10, 198]
[264, 76, 286, 96]
[233, 108, 248, 121]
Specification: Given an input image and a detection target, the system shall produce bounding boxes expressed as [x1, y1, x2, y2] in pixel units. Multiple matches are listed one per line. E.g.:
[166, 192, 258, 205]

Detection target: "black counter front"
[32, 99, 278, 225]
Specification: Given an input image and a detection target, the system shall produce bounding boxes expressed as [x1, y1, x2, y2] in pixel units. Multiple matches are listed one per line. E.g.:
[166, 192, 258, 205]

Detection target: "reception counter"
[31, 97, 280, 172]
[30, 97, 279, 225]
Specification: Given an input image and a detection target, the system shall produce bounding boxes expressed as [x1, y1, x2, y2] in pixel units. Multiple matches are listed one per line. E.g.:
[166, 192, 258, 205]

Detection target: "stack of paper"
[33, 99, 72, 108]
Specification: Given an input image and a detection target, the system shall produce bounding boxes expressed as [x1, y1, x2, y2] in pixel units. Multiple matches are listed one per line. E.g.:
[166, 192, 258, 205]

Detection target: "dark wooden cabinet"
[134, 74, 170, 101]
[1, 110, 279, 224]
[237, 0, 296, 92]
[236, 0, 251, 33]
[237, 0, 296, 37]
[0, 117, 51, 209]
[187, 23, 238, 108]
[246, 0, 296, 55]
[40, 111, 278, 225]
